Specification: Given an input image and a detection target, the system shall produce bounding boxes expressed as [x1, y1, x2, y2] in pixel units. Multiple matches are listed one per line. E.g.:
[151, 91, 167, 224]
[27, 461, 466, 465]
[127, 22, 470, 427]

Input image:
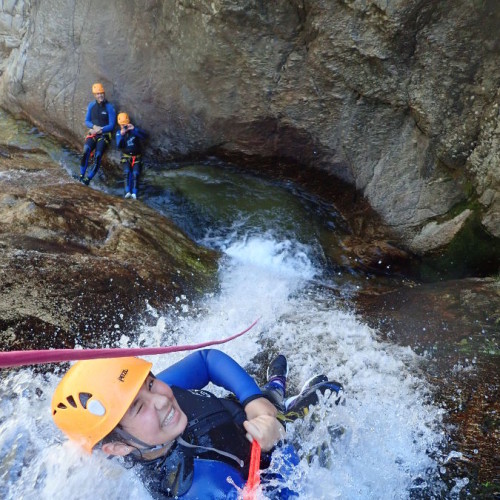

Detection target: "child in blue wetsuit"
[52, 350, 342, 499]
[116, 112, 147, 199]
[79, 83, 116, 185]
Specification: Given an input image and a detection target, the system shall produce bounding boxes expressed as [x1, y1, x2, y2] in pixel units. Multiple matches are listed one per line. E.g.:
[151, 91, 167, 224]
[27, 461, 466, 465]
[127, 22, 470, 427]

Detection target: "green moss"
[457, 337, 500, 357]
[418, 210, 500, 281]
[445, 198, 480, 219]
[462, 179, 476, 200]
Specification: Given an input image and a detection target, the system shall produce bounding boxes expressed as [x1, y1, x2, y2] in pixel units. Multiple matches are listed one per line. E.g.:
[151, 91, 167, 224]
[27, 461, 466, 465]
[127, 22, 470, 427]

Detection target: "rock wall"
[1, 0, 499, 252]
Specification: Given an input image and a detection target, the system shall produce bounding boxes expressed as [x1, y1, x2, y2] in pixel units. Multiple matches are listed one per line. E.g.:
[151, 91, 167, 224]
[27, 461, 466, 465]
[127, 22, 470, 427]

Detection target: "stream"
[0, 110, 485, 499]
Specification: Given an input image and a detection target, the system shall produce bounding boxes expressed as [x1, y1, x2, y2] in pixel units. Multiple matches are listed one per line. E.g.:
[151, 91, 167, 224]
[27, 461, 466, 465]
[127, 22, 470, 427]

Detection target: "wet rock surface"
[0, 122, 498, 495]
[0, 144, 218, 351]
[355, 277, 499, 495]
[0, 2, 499, 493]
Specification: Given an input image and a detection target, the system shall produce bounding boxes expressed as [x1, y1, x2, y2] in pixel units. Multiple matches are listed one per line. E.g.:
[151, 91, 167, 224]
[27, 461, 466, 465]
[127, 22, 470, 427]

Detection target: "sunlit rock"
[0, 144, 218, 350]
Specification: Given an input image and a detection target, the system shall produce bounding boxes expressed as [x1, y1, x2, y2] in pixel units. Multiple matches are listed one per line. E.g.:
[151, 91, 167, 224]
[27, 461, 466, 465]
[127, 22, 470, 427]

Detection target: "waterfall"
[0, 232, 444, 499]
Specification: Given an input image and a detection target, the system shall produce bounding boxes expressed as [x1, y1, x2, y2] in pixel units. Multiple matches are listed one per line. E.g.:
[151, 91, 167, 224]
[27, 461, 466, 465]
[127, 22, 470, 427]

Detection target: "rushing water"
[0, 111, 449, 498]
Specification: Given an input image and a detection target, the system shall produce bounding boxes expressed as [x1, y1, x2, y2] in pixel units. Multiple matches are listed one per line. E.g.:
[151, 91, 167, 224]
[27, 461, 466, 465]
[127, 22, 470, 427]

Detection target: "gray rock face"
[409, 209, 472, 253]
[0, 0, 498, 251]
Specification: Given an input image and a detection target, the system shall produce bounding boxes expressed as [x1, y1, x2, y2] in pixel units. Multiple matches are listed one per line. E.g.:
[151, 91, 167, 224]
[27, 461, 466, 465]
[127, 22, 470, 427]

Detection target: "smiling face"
[119, 375, 188, 447]
[94, 92, 105, 103]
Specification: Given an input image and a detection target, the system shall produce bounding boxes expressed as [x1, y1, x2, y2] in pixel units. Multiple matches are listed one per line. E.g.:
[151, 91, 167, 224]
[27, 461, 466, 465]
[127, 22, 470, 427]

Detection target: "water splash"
[0, 233, 446, 499]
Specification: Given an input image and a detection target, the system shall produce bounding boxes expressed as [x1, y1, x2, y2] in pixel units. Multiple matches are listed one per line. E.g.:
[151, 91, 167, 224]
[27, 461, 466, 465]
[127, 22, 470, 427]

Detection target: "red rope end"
[242, 439, 261, 499]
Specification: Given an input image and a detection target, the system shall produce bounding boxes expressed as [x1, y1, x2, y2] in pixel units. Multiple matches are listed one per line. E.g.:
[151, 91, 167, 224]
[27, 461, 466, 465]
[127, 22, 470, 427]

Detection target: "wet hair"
[98, 426, 146, 465]
[99, 426, 124, 446]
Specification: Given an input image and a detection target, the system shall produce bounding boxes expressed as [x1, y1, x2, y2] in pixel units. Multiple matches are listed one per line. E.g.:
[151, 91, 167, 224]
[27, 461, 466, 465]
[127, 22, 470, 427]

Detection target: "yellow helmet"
[92, 82, 105, 94]
[117, 112, 130, 126]
[51, 357, 152, 453]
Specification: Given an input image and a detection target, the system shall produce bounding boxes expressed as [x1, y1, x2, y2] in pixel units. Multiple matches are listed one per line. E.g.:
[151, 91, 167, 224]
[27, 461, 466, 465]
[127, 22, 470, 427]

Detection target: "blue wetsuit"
[84, 101, 116, 134]
[80, 100, 116, 180]
[115, 127, 148, 196]
[133, 350, 298, 499]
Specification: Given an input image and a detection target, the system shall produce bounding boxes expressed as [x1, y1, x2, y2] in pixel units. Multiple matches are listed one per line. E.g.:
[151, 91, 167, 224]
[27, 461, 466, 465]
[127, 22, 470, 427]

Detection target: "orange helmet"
[92, 82, 105, 94]
[51, 357, 152, 453]
[117, 112, 130, 126]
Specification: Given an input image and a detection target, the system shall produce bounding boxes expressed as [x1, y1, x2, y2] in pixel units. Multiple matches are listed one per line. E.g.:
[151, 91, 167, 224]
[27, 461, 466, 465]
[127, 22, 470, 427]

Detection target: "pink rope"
[0, 318, 259, 368]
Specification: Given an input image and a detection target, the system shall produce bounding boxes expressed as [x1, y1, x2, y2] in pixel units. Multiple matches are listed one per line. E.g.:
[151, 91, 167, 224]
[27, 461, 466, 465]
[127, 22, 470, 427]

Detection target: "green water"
[0, 109, 78, 166]
[142, 164, 346, 264]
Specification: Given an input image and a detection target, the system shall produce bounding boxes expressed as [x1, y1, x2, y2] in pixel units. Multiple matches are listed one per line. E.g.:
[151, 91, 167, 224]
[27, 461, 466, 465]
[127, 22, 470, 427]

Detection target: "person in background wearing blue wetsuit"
[79, 83, 116, 185]
[116, 112, 148, 199]
[52, 349, 343, 499]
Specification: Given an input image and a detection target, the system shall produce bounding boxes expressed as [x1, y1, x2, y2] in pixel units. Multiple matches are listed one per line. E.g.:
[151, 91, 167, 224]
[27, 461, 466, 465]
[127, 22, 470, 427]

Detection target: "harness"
[120, 152, 142, 169]
[86, 132, 112, 144]
[133, 387, 265, 498]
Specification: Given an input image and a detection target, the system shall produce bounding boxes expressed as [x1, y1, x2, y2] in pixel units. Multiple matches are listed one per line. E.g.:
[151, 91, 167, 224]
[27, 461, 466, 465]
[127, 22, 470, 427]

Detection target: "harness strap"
[122, 153, 141, 163]
[176, 436, 244, 468]
[86, 132, 112, 143]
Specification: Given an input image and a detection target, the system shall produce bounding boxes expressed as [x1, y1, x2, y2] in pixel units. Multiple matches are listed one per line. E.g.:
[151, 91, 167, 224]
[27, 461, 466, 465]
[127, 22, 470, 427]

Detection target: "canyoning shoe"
[284, 374, 328, 409]
[262, 354, 288, 412]
[131, 193, 137, 199]
[300, 374, 329, 393]
[82, 176, 90, 185]
[267, 354, 288, 382]
[285, 380, 344, 414]
[124, 192, 131, 198]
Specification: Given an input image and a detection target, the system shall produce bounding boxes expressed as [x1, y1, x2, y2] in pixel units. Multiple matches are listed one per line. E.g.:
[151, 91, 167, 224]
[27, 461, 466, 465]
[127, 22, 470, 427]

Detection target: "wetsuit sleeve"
[116, 130, 125, 148]
[133, 127, 148, 140]
[101, 103, 116, 134]
[84, 102, 94, 128]
[156, 349, 262, 405]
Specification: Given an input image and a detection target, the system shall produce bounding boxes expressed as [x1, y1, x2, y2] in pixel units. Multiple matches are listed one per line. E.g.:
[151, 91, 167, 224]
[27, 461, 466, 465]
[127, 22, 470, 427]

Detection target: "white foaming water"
[0, 235, 444, 499]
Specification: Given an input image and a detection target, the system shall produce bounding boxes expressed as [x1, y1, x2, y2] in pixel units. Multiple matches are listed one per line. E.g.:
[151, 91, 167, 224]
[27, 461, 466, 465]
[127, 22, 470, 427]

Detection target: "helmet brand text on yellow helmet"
[118, 369, 129, 382]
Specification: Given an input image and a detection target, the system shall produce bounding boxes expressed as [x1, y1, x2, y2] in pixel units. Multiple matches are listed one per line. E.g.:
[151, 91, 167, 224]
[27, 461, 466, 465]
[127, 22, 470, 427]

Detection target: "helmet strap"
[112, 426, 172, 455]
